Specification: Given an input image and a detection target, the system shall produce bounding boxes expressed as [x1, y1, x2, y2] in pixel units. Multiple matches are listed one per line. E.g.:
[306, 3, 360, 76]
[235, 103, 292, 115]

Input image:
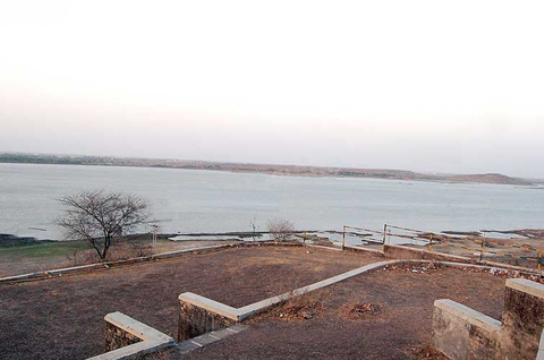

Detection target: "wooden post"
[538, 249, 543, 272]
[428, 233, 433, 251]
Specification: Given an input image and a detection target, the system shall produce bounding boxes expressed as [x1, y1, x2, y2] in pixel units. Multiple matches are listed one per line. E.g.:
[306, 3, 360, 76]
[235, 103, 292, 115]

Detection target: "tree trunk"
[101, 235, 113, 260]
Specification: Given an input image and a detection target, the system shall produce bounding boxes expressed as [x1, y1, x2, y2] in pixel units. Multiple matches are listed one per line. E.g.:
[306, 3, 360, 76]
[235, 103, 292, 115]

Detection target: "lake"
[0, 163, 543, 241]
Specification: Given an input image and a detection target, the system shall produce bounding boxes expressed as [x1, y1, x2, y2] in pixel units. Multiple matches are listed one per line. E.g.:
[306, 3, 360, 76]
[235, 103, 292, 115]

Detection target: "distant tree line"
[0, 153, 103, 165]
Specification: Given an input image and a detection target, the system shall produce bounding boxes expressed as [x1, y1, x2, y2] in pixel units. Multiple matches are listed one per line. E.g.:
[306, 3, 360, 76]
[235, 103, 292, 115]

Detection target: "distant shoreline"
[0, 152, 536, 186]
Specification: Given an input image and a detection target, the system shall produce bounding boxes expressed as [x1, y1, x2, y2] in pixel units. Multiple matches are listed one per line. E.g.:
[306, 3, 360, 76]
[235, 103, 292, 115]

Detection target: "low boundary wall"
[5, 240, 542, 285]
[383, 244, 473, 263]
[88, 312, 174, 360]
[0, 241, 304, 284]
[369, 244, 543, 276]
[178, 259, 528, 341]
[433, 300, 501, 360]
[10, 240, 543, 359]
[433, 278, 544, 360]
[501, 279, 544, 359]
[178, 259, 409, 340]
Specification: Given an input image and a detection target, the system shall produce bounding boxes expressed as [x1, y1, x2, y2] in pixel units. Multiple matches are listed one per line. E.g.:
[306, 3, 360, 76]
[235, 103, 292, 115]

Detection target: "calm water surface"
[0, 163, 543, 240]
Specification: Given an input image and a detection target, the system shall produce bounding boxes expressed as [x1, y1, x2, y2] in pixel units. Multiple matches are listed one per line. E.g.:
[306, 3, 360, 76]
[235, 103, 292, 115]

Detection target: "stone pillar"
[501, 278, 544, 360]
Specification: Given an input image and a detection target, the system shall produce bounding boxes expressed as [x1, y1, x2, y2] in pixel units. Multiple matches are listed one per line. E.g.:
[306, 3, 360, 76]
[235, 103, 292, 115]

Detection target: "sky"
[1, 1, 543, 178]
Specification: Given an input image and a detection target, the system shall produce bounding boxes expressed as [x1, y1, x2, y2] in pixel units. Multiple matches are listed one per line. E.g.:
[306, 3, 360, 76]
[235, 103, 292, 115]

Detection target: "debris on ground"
[271, 297, 326, 322]
[384, 262, 438, 275]
[407, 344, 449, 359]
[380, 261, 544, 284]
[340, 302, 382, 320]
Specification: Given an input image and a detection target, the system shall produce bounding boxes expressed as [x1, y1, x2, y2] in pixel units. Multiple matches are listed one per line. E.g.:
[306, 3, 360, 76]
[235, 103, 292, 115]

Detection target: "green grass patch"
[0, 241, 89, 258]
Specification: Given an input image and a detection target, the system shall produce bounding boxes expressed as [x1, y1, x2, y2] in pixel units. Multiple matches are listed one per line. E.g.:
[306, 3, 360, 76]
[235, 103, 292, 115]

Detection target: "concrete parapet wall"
[178, 260, 410, 340]
[433, 300, 501, 360]
[105, 322, 141, 352]
[537, 330, 544, 360]
[178, 259, 509, 342]
[178, 293, 237, 341]
[87, 312, 174, 360]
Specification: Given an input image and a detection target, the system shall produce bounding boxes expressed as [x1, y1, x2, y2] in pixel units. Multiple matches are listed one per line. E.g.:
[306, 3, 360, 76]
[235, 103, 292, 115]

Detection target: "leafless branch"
[266, 218, 295, 241]
[56, 190, 150, 259]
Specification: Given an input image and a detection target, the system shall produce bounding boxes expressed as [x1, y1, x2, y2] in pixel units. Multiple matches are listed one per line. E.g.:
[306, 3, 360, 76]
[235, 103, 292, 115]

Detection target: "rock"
[302, 311, 315, 319]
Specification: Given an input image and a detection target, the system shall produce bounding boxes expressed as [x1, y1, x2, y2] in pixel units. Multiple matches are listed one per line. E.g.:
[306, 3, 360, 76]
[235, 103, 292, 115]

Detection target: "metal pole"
[382, 224, 387, 252]
[479, 232, 486, 261]
[342, 226, 346, 250]
[151, 225, 158, 247]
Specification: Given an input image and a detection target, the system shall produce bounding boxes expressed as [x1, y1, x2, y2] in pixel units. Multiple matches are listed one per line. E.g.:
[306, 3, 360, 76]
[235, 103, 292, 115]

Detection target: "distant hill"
[0, 152, 533, 185]
[444, 173, 531, 185]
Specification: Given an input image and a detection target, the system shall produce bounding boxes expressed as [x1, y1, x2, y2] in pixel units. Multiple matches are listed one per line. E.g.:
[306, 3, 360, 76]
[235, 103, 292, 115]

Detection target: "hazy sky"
[1, 1, 543, 178]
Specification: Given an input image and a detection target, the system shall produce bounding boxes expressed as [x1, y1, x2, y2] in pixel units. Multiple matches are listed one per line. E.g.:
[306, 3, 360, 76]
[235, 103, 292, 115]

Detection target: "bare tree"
[57, 190, 150, 260]
[267, 218, 295, 241]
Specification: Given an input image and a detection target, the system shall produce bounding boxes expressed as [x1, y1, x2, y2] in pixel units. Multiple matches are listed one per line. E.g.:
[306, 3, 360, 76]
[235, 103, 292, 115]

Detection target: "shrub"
[266, 219, 295, 241]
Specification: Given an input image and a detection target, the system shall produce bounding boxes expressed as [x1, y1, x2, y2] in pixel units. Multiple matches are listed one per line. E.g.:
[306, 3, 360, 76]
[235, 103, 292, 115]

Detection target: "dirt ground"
[0, 246, 381, 359]
[177, 263, 506, 360]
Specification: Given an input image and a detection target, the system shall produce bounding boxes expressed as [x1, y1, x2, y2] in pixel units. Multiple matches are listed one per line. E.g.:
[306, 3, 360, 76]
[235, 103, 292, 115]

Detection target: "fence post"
[428, 233, 433, 251]
[342, 226, 346, 250]
[382, 224, 388, 252]
[539, 249, 543, 272]
[479, 232, 486, 261]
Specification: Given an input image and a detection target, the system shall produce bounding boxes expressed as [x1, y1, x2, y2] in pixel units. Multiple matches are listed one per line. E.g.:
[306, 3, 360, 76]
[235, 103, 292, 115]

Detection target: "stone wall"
[105, 321, 142, 352]
[178, 293, 238, 342]
[433, 300, 501, 360]
[501, 279, 544, 360]
[433, 278, 544, 360]
[178, 300, 236, 341]
[87, 312, 175, 360]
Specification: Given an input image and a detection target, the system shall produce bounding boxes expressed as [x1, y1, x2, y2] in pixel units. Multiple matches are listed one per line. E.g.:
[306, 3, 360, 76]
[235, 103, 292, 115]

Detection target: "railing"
[340, 225, 384, 249]
[341, 223, 544, 271]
